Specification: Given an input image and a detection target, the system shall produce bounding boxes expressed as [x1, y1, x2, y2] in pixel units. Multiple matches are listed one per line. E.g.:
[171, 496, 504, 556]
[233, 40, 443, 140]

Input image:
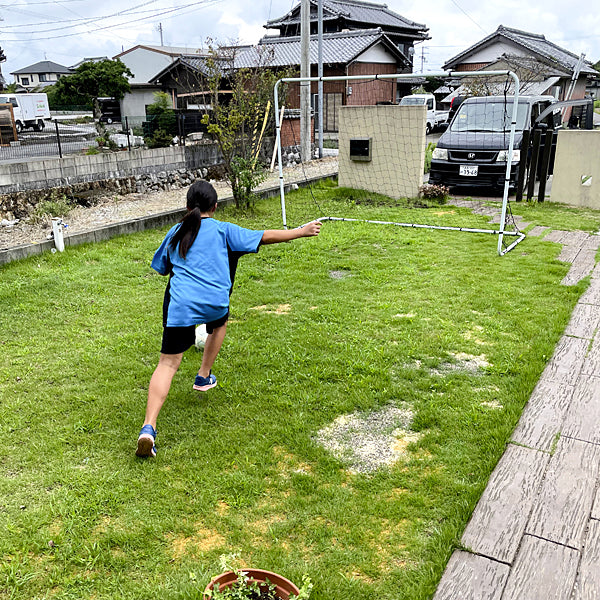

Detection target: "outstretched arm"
[261, 220, 321, 245]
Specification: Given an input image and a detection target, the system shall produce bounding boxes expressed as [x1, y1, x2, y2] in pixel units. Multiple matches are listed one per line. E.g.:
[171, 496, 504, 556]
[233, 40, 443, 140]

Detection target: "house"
[442, 25, 598, 102]
[114, 45, 206, 123]
[264, 0, 429, 71]
[153, 0, 430, 134]
[10, 60, 72, 91]
[0, 46, 6, 90]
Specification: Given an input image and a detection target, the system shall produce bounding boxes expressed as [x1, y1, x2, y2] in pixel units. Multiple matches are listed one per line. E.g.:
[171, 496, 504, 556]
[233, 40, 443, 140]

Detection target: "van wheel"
[426, 123, 432, 135]
[15, 121, 23, 133]
[106, 118, 113, 124]
[34, 120, 45, 131]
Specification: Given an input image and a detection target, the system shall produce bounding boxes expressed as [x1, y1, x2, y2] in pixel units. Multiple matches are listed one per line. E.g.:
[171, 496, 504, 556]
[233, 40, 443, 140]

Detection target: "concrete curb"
[0, 173, 336, 266]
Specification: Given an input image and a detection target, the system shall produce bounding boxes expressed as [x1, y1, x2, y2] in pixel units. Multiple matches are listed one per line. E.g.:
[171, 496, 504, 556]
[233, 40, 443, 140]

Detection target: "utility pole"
[300, 0, 311, 162]
[157, 22, 164, 46]
[317, 0, 323, 159]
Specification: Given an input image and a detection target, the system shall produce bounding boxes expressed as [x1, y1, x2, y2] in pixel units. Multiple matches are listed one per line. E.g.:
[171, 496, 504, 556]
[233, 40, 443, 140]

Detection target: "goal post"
[273, 70, 523, 256]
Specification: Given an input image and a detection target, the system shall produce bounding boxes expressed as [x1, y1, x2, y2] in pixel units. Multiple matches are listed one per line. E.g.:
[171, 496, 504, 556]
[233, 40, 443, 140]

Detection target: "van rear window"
[450, 101, 528, 133]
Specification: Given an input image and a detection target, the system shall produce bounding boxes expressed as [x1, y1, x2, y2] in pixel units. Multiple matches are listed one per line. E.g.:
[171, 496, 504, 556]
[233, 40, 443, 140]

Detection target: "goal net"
[273, 71, 525, 256]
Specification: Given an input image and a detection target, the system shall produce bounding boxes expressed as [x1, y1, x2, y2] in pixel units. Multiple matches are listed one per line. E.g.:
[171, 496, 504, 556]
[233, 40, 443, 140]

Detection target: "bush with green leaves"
[143, 92, 177, 148]
[145, 128, 174, 149]
[424, 142, 436, 174]
[205, 555, 312, 600]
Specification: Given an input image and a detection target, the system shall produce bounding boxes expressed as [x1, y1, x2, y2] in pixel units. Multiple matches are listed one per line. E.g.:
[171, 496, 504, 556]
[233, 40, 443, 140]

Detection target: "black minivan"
[428, 95, 558, 190]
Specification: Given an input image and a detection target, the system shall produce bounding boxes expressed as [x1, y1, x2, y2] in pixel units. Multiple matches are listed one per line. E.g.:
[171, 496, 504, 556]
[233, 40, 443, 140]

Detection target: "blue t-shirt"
[152, 218, 264, 327]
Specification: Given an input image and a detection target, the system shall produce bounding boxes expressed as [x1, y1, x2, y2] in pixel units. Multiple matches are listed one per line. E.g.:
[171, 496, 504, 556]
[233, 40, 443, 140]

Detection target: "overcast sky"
[1, 0, 598, 81]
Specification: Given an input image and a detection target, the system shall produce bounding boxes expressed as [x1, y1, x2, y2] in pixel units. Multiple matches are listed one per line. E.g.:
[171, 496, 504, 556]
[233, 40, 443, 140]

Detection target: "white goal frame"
[273, 70, 524, 256]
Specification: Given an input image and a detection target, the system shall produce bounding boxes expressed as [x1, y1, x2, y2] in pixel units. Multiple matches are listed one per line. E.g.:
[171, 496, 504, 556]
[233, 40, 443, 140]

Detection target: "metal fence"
[0, 115, 98, 162]
[0, 111, 212, 163]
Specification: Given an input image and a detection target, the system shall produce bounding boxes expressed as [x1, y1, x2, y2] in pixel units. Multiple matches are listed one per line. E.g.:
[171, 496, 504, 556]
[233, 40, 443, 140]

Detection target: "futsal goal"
[273, 70, 525, 256]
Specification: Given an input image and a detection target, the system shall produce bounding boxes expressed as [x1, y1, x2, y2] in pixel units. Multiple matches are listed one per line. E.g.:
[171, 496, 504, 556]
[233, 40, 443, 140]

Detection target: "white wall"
[119, 48, 175, 84]
[462, 41, 527, 64]
[356, 43, 396, 64]
[121, 87, 163, 120]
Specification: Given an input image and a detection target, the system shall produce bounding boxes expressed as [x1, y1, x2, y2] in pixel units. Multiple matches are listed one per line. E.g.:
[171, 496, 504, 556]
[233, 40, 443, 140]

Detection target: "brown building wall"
[453, 63, 490, 72]
[280, 116, 314, 147]
[346, 62, 398, 105]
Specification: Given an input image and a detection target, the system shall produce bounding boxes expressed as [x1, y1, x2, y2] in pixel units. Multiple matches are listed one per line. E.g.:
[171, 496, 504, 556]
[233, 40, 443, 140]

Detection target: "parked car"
[0, 93, 51, 132]
[399, 93, 449, 134]
[428, 95, 559, 190]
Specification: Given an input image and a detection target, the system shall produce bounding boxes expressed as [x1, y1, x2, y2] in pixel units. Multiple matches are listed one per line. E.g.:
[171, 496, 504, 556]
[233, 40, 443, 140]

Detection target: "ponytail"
[169, 180, 218, 259]
[170, 207, 202, 259]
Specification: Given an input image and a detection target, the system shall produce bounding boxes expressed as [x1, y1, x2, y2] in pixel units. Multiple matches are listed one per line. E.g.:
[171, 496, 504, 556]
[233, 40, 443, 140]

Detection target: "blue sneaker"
[136, 424, 157, 457]
[193, 372, 217, 391]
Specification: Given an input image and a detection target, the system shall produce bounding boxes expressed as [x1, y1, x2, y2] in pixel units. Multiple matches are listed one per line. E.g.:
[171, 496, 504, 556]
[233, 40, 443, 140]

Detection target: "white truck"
[0, 93, 51, 133]
[399, 93, 450, 134]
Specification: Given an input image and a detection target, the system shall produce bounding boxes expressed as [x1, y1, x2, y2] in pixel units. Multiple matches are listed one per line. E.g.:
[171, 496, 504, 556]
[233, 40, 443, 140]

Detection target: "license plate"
[459, 165, 478, 177]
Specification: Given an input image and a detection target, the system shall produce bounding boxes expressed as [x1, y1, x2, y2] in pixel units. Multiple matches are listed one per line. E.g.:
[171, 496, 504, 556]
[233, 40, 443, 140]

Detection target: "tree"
[199, 42, 294, 209]
[144, 91, 176, 148]
[53, 59, 132, 134]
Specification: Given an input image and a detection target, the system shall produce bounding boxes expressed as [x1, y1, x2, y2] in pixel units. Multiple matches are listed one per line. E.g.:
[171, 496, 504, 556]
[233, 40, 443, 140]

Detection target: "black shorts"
[160, 311, 229, 355]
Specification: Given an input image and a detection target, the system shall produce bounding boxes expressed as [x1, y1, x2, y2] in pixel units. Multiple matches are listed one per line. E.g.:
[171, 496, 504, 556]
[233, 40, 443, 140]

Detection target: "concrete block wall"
[338, 105, 426, 199]
[551, 130, 600, 208]
[0, 143, 225, 219]
[0, 144, 223, 196]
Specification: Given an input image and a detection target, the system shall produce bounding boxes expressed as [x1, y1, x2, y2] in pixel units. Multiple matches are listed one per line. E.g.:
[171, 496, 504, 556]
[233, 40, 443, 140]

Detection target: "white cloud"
[1, 0, 598, 82]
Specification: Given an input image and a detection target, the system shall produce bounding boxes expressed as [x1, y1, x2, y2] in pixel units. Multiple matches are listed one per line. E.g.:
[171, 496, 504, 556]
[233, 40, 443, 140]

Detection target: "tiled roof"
[443, 25, 597, 76]
[11, 60, 72, 75]
[235, 28, 408, 68]
[266, 0, 427, 34]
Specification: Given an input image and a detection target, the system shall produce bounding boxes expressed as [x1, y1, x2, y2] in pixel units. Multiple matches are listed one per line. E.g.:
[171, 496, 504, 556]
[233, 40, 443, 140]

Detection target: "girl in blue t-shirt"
[136, 180, 321, 457]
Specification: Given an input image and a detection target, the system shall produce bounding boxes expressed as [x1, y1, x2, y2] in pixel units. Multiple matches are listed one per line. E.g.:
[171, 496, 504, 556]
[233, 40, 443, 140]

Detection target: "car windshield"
[450, 101, 529, 133]
[401, 97, 426, 106]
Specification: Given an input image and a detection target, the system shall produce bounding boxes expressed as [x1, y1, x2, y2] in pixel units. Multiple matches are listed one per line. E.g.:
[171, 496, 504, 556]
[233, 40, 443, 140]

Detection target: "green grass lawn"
[1, 189, 598, 600]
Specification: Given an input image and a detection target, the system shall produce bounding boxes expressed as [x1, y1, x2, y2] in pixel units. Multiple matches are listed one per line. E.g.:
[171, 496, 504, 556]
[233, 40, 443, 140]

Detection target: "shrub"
[29, 192, 75, 223]
[424, 142, 436, 174]
[419, 183, 449, 204]
[145, 128, 174, 149]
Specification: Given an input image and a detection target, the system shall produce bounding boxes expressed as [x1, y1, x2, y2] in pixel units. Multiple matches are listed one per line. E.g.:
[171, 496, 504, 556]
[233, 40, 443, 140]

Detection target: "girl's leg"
[198, 322, 227, 378]
[144, 352, 183, 429]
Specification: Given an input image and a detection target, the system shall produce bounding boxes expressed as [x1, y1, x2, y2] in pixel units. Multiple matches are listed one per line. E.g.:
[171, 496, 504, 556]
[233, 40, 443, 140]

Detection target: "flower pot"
[203, 568, 300, 600]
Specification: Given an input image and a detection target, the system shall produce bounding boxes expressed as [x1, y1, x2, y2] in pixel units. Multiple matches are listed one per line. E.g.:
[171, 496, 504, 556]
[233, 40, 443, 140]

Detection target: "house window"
[21, 77, 29, 86]
[39, 74, 47, 82]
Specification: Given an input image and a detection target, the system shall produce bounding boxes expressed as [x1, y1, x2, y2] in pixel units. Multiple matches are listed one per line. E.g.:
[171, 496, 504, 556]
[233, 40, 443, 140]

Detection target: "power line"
[447, 0, 487, 35]
[0, 0, 224, 41]
[0, 0, 159, 29]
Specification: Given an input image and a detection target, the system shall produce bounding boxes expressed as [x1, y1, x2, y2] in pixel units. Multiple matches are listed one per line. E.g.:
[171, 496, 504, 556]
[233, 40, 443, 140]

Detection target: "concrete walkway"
[434, 224, 600, 599]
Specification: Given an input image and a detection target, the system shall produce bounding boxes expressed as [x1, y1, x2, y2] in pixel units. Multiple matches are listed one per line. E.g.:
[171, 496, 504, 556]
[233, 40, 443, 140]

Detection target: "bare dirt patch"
[315, 405, 420, 474]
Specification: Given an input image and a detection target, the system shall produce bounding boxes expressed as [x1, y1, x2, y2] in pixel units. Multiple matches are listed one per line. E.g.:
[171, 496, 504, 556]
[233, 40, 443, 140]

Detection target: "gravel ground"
[0, 157, 339, 251]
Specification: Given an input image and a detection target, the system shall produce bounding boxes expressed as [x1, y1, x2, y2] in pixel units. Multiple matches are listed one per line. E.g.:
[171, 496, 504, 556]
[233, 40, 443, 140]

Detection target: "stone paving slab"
[562, 230, 593, 246]
[580, 277, 600, 305]
[527, 225, 550, 237]
[541, 336, 588, 386]
[572, 518, 600, 600]
[511, 381, 575, 452]
[461, 444, 550, 563]
[501, 535, 580, 600]
[564, 302, 600, 339]
[562, 249, 598, 285]
[433, 550, 510, 600]
[562, 375, 600, 445]
[581, 332, 600, 377]
[526, 437, 600, 549]
[583, 235, 600, 250]
[558, 244, 582, 263]
[544, 230, 569, 243]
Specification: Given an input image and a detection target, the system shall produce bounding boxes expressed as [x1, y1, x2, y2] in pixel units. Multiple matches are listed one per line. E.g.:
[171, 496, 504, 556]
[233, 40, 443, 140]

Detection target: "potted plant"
[203, 555, 312, 600]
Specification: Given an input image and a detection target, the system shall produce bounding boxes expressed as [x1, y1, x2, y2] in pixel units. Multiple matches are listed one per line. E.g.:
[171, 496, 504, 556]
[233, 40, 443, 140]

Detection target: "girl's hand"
[302, 221, 321, 237]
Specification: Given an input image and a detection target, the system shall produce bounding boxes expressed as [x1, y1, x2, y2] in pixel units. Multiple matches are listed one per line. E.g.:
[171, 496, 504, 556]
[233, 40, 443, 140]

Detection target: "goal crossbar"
[273, 70, 522, 256]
